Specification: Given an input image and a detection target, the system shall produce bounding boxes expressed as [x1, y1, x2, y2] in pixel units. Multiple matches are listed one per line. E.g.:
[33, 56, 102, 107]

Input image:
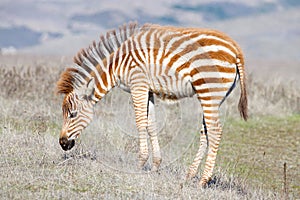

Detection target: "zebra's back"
[120, 24, 243, 103]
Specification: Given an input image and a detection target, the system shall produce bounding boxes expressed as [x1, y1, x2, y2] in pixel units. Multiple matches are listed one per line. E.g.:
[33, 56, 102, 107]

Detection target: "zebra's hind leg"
[147, 92, 162, 171]
[186, 119, 208, 179]
[199, 112, 222, 187]
[130, 85, 150, 169]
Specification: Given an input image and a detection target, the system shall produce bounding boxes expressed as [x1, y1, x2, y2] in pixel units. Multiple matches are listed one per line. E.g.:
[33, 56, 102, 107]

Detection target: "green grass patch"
[218, 115, 300, 197]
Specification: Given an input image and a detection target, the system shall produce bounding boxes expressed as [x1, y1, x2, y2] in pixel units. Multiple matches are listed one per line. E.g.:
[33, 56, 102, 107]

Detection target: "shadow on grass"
[207, 175, 248, 196]
[183, 172, 250, 197]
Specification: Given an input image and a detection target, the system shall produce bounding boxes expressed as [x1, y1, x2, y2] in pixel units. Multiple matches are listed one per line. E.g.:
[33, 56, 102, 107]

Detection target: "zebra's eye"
[68, 110, 78, 118]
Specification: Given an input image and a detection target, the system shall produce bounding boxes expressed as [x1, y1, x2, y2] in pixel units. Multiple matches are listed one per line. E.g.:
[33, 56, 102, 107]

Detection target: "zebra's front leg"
[131, 86, 150, 169]
[147, 92, 162, 171]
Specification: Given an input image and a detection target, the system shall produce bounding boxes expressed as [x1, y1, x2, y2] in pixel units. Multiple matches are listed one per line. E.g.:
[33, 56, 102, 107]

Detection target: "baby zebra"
[57, 22, 248, 186]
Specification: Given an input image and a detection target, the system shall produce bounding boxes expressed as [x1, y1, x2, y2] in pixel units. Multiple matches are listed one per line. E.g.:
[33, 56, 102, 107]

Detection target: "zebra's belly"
[118, 76, 195, 100]
[149, 76, 195, 100]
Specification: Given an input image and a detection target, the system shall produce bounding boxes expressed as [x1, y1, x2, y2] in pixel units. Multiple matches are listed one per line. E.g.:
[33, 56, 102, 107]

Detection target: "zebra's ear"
[85, 78, 95, 98]
[76, 78, 95, 100]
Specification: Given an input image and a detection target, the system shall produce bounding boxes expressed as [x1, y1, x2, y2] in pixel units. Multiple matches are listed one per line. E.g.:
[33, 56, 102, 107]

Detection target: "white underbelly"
[118, 76, 195, 100]
[150, 76, 195, 100]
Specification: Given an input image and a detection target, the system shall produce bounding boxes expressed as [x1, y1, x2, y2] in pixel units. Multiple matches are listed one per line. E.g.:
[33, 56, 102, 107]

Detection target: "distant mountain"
[0, 26, 41, 48]
[0, 26, 62, 49]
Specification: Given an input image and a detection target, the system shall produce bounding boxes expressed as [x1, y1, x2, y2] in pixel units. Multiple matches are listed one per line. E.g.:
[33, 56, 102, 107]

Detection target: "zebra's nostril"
[69, 139, 75, 149]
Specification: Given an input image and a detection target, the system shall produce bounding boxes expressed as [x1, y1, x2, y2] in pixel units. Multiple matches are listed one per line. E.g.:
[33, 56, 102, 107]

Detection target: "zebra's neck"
[70, 22, 139, 101]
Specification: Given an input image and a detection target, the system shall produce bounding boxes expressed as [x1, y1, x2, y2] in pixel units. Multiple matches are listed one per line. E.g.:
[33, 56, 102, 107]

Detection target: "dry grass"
[223, 73, 300, 118]
[0, 55, 299, 199]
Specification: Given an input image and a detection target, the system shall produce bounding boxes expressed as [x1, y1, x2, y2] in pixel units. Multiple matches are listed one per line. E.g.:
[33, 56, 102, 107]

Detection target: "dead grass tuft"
[224, 72, 300, 118]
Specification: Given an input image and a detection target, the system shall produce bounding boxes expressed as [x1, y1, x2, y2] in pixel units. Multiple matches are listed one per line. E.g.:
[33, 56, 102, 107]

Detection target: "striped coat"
[57, 22, 248, 186]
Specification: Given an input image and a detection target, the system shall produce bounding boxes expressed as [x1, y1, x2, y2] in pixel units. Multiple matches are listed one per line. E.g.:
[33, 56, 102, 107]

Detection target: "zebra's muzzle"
[59, 137, 75, 151]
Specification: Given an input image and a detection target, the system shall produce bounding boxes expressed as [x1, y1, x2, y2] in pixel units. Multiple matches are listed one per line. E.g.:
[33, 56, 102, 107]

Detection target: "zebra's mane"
[57, 22, 139, 94]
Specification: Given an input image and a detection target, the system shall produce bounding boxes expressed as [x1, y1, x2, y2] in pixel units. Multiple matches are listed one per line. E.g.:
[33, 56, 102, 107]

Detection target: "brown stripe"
[116, 56, 122, 77]
[131, 39, 144, 65]
[95, 64, 102, 73]
[196, 38, 237, 55]
[200, 96, 224, 101]
[101, 72, 108, 88]
[145, 29, 154, 65]
[108, 57, 114, 86]
[165, 53, 181, 74]
[207, 51, 236, 63]
[137, 32, 146, 60]
[114, 43, 126, 77]
[165, 34, 199, 74]
[163, 33, 194, 55]
[161, 33, 199, 66]
[187, 51, 236, 64]
[153, 31, 161, 61]
[93, 66, 107, 93]
[210, 148, 218, 154]
[176, 62, 191, 74]
[168, 35, 236, 74]
[120, 54, 131, 78]
[200, 103, 219, 107]
[196, 87, 228, 94]
[175, 53, 236, 77]
[119, 56, 126, 78]
[203, 110, 219, 114]
[190, 65, 236, 76]
[151, 31, 161, 77]
[193, 77, 234, 86]
[112, 49, 120, 72]
[202, 116, 219, 121]
[152, 49, 159, 76]
[95, 93, 102, 99]
[158, 33, 182, 74]
[95, 80, 107, 94]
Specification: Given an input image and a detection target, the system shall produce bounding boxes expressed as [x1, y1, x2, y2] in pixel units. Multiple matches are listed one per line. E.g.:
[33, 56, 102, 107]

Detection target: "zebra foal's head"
[57, 77, 96, 151]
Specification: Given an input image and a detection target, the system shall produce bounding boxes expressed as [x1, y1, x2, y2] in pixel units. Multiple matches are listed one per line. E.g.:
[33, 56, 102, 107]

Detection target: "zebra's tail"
[236, 54, 248, 121]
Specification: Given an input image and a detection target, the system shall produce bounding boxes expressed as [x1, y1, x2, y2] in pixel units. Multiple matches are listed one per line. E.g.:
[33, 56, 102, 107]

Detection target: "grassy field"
[0, 55, 299, 199]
